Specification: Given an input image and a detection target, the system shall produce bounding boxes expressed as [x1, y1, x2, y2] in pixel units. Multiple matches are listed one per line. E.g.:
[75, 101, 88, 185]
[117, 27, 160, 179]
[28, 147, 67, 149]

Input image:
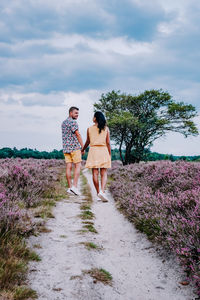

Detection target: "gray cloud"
[0, 0, 199, 96]
[0, 0, 199, 153]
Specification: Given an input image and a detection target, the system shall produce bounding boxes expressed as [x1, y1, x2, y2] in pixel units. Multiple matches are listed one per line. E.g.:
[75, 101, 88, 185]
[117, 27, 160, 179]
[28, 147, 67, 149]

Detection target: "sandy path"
[27, 169, 195, 300]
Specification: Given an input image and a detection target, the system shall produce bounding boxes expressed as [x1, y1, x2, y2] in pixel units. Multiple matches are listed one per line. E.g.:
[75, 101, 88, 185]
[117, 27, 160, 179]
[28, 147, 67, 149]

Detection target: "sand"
[27, 169, 195, 300]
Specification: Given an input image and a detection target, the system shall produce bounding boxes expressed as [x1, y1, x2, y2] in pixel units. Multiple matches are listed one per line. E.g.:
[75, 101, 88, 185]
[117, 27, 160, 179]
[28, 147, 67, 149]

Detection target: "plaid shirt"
[61, 117, 81, 153]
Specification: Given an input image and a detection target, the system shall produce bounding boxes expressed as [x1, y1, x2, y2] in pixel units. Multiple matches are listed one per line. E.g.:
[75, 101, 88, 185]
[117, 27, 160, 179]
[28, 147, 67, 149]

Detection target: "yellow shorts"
[64, 150, 82, 164]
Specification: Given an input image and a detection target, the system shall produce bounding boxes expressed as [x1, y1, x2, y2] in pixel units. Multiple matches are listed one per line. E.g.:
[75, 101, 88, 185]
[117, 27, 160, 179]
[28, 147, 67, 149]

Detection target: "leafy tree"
[0, 147, 14, 158]
[0, 148, 64, 159]
[94, 89, 198, 164]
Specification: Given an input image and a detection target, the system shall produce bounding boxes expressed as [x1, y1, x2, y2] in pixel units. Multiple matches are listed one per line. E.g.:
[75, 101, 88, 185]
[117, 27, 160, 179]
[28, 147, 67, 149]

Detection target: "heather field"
[108, 160, 200, 295]
[0, 158, 65, 234]
[0, 158, 65, 298]
[0, 158, 199, 298]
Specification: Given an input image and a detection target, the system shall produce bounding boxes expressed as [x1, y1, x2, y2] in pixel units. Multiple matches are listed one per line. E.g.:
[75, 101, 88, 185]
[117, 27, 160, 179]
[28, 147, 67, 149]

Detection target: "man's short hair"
[69, 106, 79, 113]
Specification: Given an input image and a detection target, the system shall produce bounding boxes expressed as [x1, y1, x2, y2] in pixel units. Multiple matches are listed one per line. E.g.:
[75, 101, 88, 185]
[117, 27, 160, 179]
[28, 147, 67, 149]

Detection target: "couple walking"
[61, 106, 111, 202]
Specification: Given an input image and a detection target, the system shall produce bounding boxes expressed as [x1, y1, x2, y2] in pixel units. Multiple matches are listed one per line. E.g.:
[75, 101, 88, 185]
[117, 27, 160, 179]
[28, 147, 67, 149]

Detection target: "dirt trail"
[27, 169, 195, 300]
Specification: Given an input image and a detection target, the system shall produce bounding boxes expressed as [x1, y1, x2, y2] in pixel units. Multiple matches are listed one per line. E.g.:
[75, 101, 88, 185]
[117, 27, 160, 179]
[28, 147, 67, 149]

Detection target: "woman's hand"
[82, 128, 90, 154]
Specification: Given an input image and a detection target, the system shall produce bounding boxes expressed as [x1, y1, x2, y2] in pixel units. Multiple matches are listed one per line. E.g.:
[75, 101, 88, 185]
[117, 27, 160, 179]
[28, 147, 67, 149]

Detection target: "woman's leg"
[100, 168, 107, 193]
[92, 168, 100, 194]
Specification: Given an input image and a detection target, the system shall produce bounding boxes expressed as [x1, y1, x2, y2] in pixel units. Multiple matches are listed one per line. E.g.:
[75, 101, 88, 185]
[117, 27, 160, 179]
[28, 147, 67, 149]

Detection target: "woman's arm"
[82, 128, 90, 152]
[106, 128, 111, 156]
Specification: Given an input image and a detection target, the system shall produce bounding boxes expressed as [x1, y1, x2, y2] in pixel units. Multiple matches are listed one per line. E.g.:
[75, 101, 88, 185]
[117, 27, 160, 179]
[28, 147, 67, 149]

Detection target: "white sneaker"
[67, 188, 74, 195]
[98, 191, 108, 202]
[97, 195, 102, 201]
[70, 186, 81, 196]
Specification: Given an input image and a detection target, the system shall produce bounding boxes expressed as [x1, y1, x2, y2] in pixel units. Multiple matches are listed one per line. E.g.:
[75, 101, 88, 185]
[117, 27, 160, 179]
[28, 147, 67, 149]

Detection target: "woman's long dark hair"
[94, 111, 106, 133]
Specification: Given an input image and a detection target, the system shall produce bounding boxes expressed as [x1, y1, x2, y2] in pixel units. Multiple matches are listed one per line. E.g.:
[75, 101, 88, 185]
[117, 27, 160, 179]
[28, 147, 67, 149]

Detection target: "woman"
[82, 111, 111, 202]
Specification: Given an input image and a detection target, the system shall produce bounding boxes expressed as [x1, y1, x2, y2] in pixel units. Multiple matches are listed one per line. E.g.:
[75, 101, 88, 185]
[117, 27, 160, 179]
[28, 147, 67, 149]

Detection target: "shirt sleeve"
[71, 120, 79, 133]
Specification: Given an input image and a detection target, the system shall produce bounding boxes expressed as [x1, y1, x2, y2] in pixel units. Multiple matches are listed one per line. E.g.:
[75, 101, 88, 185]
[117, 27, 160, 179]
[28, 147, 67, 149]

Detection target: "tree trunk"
[119, 137, 125, 165]
[124, 143, 133, 165]
[133, 145, 145, 163]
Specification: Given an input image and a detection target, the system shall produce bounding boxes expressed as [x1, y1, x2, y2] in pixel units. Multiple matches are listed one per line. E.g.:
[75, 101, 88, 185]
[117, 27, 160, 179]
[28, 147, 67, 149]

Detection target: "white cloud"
[0, 89, 101, 150]
[1, 33, 154, 57]
[0, 91, 66, 106]
[152, 116, 200, 155]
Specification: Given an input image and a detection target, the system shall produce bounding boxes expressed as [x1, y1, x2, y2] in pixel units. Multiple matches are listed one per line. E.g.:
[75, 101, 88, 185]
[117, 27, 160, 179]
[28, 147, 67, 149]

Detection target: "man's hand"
[81, 149, 85, 155]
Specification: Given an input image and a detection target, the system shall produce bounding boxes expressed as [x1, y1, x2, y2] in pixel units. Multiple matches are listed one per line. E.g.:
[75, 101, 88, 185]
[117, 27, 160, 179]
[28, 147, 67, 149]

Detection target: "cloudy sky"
[0, 0, 200, 155]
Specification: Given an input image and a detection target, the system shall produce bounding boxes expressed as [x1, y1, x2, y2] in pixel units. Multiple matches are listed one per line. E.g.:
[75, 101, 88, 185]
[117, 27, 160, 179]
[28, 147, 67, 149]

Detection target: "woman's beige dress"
[85, 125, 111, 169]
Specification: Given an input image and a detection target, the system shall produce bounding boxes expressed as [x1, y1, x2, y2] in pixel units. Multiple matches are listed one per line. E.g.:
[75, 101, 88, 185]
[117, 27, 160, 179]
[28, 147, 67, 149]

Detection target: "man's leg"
[92, 168, 100, 194]
[73, 162, 81, 187]
[66, 162, 72, 188]
[100, 168, 107, 193]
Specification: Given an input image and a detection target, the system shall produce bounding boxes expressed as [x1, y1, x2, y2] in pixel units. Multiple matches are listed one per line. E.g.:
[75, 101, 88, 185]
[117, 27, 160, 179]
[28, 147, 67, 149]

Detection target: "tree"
[94, 89, 198, 164]
[0, 147, 64, 159]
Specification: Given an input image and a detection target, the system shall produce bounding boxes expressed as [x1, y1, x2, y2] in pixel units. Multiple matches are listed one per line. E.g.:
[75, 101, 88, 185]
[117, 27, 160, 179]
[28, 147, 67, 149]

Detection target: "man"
[61, 106, 84, 195]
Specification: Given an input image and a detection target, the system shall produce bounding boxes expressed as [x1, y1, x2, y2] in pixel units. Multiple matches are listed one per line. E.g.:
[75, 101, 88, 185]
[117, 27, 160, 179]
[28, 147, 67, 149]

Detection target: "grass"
[33, 172, 67, 220]
[83, 224, 98, 233]
[80, 173, 92, 204]
[106, 175, 114, 188]
[27, 250, 41, 262]
[0, 165, 66, 298]
[33, 244, 42, 249]
[134, 218, 161, 241]
[52, 287, 63, 292]
[77, 229, 88, 234]
[84, 242, 98, 249]
[80, 242, 102, 250]
[79, 210, 94, 220]
[34, 207, 55, 219]
[55, 168, 70, 201]
[0, 231, 40, 298]
[70, 275, 83, 280]
[42, 199, 56, 207]
[13, 286, 38, 299]
[79, 172, 98, 233]
[83, 268, 112, 285]
[37, 225, 52, 233]
[82, 221, 94, 225]
[0, 286, 38, 300]
[80, 204, 91, 210]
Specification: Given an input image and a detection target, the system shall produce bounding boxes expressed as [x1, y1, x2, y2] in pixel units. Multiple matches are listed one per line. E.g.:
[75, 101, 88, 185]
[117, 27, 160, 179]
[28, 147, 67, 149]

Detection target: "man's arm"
[106, 128, 111, 156]
[75, 130, 84, 149]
